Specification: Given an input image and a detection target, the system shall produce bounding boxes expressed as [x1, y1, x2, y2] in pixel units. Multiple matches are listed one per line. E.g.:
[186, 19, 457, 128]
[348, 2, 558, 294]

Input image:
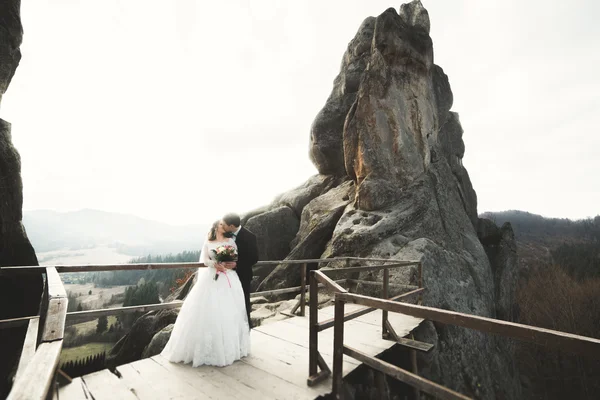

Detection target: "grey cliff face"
[309, 17, 375, 176]
[245, 1, 521, 398]
[0, 0, 43, 396]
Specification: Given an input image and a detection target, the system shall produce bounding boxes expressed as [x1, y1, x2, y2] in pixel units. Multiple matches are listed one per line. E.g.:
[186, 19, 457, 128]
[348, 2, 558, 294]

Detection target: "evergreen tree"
[96, 316, 108, 333]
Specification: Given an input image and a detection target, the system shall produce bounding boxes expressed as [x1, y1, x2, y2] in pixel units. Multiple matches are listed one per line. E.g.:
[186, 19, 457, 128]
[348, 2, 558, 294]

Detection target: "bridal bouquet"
[212, 245, 238, 281]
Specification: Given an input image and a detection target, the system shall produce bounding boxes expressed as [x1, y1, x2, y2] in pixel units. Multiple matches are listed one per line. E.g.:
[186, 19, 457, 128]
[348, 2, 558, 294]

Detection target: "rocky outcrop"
[259, 181, 353, 290]
[0, 1, 43, 396]
[478, 219, 519, 322]
[309, 19, 375, 176]
[141, 324, 174, 359]
[106, 309, 178, 368]
[245, 206, 299, 280]
[245, 1, 521, 398]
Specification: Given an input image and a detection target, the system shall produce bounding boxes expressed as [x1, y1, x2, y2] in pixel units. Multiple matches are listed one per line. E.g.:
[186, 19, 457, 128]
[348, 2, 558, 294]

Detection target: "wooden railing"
[6, 267, 68, 400]
[327, 289, 600, 400]
[0, 256, 404, 399]
[306, 261, 423, 386]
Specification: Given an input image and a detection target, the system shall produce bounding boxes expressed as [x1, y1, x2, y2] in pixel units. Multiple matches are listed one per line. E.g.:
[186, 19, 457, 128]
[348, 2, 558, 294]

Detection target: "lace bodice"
[200, 238, 237, 269]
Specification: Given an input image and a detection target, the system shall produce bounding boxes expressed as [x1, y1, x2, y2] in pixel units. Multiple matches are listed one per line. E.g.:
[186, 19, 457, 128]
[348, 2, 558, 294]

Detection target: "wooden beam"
[0, 315, 39, 330]
[57, 369, 73, 384]
[42, 267, 68, 341]
[307, 370, 330, 387]
[42, 298, 67, 342]
[314, 270, 347, 294]
[385, 319, 433, 352]
[338, 292, 600, 358]
[66, 301, 184, 320]
[299, 263, 307, 316]
[0, 262, 206, 274]
[7, 341, 63, 400]
[250, 258, 345, 265]
[344, 257, 420, 264]
[343, 345, 471, 400]
[251, 279, 345, 298]
[332, 299, 345, 397]
[394, 287, 426, 300]
[396, 337, 434, 353]
[321, 262, 418, 275]
[288, 299, 302, 315]
[317, 352, 331, 374]
[346, 279, 418, 292]
[382, 268, 389, 339]
[308, 272, 319, 378]
[318, 288, 426, 332]
[0, 257, 418, 274]
[14, 318, 40, 383]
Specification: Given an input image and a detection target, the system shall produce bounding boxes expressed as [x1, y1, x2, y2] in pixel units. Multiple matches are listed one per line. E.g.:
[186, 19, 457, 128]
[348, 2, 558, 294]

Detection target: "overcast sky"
[3, 0, 598, 226]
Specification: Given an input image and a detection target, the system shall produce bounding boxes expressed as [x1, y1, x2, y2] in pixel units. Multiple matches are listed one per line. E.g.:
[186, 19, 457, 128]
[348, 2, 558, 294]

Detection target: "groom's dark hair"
[222, 213, 241, 227]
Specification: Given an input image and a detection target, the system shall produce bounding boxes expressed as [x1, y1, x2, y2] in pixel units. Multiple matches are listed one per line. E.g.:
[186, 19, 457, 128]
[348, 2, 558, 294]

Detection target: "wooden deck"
[56, 304, 423, 400]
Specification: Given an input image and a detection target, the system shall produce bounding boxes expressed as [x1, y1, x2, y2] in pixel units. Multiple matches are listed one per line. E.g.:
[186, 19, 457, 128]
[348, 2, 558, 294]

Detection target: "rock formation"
[245, 1, 521, 398]
[134, 2, 521, 397]
[106, 309, 178, 368]
[0, 1, 43, 396]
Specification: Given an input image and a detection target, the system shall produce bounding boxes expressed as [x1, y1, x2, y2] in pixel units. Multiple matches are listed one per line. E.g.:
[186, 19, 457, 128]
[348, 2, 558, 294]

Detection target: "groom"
[221, 213, 258, 328]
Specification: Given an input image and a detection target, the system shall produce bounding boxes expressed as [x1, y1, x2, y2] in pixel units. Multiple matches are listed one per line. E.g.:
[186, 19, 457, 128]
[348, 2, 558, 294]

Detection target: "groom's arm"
[247, 232, 259, 267]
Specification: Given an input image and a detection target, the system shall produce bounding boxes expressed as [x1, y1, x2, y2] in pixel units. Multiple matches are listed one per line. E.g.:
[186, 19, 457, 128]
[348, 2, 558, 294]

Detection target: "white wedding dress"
[161, 238, 250, 367]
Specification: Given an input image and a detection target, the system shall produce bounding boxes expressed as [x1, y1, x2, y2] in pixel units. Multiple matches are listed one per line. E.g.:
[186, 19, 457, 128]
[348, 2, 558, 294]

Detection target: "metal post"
[332, 296, 345, 399]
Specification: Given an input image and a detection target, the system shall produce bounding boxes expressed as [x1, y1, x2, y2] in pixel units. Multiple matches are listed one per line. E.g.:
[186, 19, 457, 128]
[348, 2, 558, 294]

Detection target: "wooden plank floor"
[57, 304, 423, 400]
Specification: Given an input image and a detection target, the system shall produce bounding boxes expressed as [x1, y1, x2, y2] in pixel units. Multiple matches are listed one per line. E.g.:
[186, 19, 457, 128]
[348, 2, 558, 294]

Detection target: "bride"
[161, 220, 250, 367]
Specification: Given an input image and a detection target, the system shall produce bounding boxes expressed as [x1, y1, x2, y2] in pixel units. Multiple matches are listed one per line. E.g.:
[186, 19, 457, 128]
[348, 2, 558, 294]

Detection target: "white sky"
[3, 0, 599, 226]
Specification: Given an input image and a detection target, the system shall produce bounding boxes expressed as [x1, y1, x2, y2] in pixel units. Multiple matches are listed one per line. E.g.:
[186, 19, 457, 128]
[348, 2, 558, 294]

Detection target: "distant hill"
[23, 209, 210, 264]
[481, 210, 600, 279]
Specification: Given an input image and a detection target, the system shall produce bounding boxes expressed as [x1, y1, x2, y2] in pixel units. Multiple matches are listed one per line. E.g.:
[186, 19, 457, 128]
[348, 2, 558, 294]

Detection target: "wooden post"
[417, 262, 423, 305]
[382, 268, 389, 339]
[410, 333, 420, 400]
[299, 263, 307, 317]
[37, 277, 49, 346]
[345, 258, 356, 293]
[308, 271, 318, 378]
[332, 296, 345, 399]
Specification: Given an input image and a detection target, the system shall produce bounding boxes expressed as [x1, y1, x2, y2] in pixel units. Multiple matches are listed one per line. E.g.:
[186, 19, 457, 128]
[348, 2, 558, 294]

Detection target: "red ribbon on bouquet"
[215, 270, 231, 288]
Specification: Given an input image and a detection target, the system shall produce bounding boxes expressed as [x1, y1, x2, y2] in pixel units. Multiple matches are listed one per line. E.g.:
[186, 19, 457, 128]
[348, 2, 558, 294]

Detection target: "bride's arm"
[199, 242, 216, 268]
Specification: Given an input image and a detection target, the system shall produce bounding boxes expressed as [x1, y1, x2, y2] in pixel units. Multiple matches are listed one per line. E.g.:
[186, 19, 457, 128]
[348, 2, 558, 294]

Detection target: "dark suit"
[233, 226, 258, 327]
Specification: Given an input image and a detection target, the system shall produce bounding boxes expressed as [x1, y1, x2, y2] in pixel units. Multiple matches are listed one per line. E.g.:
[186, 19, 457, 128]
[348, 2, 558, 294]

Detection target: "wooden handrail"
[337, 292, 600, 358]
[313, 270, 347, 294]
[42, 267, 68, 341]
[14, 319, 40, 383]
[320, 262, 419, 275]
[8, 267, 68, 400]
[3, 256, 421, 398]
[0, 256, 422, 274]
[251, 279, 345, 298]
[0, 315, 40, 329]
[345, 279, 418, 292]
[317, 288, 426, 332]
[343, 345, 470, 400]
[307, 261, 425, 388]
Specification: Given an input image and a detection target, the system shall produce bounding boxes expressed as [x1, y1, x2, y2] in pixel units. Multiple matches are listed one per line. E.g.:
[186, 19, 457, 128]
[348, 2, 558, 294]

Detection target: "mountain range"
[23, 209, 209, 265]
